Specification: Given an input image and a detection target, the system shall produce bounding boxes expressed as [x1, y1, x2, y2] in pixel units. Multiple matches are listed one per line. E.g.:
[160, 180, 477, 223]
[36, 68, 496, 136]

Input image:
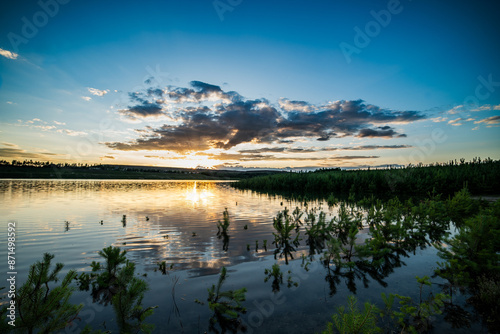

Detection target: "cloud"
[118, 102, 164, 120]
[474, 115, 500, 125]
[0, 147, 61, 159]
[238, 144, 412, 154]
[430, 117, 448, 123]
[447, 104, 500, 114]
[58, 129, 88, 137]
[81, 96, 92, 101]
[448, 118, 464, 126]
[198, 152, 379, 162]
[88, 87, 109, 96]
[100, 155, 115, 160]
[356, 127, 406, 138]
[0, 48, 18, 60]
[2, 142, 18, 147]
[105, 81, 425, 153]
[279, 98, 316, 113]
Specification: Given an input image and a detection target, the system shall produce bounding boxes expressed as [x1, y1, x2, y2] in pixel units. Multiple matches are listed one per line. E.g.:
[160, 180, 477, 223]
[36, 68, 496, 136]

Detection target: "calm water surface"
[0, 180, 484, 333]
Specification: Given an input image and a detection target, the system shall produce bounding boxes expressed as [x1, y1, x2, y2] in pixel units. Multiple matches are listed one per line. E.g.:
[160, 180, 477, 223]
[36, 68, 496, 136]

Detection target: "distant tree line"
[0, 160, 102, 168]
[233, 157, 500, 198]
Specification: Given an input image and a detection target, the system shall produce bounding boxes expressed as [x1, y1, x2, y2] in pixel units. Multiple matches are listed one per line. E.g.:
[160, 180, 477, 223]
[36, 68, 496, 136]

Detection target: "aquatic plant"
[112, 261, 157, 333]
[207, 267, 247, 332]
[435, 201, 500, 286]
[157, 261, 168, 275]
[216, 208, 230, 234]
[264, 263, 283, 292]
[326, 193, 338, 207]
[272, 208, 301, 264]
[16, 253, 83, 333]
[322, 295, 380, 334]
[305, 210, 333, 255]
[382, 276, 448, 333]
[98, 246, 128, 279]
[217, 208, 231, 251]
[77, 246, 157, 331]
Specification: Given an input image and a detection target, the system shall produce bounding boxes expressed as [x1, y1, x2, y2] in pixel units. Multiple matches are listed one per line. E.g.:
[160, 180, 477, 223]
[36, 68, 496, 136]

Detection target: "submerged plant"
[264, 263, 283, 292]
[322, 295, 380, 334]
[98, 246, 128, 280]
[216, 208, 230, 234]
[217, 208, 231, 251]
[272, 208, 301, 264]
[382, 276, 448, 333]
[112, 261, 157, 334]
[16, 253, 83, 333]
[76, 246, 156, 332]
[207, 267, 247, 332]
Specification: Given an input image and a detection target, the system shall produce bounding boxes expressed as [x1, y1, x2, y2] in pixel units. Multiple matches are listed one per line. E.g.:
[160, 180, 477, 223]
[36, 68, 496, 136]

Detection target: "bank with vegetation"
[233, 158, 500, 199]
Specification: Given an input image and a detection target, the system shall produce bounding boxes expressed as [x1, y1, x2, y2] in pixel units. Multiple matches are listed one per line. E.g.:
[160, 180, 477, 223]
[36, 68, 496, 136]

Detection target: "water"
[0, 179, 485, 333]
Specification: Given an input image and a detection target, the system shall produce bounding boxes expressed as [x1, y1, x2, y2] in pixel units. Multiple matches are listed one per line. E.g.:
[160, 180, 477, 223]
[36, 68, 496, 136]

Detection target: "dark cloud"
[106, 82, 425, 153]
[118, 102, 163, 120]
[356, 126, 406, 138]
[238, 145, 412, 154]
[165, 81, 242, 103]
[0, 148, 61, 159]
[190, 81, 222, 93]
[199, 152, 379, 162]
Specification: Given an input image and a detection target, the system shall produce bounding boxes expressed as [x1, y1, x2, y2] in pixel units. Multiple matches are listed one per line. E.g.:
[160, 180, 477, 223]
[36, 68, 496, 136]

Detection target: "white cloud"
[81, 96, 92, 101]
[62, 129, 87, 137]
[446, 105, 464, 114]
[430, 116, 448, 122]
[0, 48, 18, 60]
[474, 116, 500, 125]
[448, 118, 463, 126]
[447, 104, 500, 114]
[87, 87, 109, 96]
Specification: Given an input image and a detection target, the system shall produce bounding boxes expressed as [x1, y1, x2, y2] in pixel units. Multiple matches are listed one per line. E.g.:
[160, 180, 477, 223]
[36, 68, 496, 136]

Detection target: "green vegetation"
[207, 267, 247, 333]
[77, 246, 157, 333]
[0, 159, 283, 180]
[322, 277, 448, 334]
[272, 208, 301, 264]
[264, 263, 283, 292]
[217, 208, 231, 251]
[233, 158, 500, 198]
[322, 295, 380, 334]
[15, 253, 82, 334]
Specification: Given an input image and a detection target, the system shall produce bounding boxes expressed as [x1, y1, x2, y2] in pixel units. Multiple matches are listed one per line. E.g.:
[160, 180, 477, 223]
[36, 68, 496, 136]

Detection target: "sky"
[0, 0, 499, 169]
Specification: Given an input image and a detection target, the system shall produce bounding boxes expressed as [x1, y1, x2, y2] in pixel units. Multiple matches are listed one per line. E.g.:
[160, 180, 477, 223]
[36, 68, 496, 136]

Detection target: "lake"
[0, 179, 485, 333]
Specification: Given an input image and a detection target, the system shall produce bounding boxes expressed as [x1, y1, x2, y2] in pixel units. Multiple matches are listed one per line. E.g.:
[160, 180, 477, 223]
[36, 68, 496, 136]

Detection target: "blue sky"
[0, 0, 499, 169]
